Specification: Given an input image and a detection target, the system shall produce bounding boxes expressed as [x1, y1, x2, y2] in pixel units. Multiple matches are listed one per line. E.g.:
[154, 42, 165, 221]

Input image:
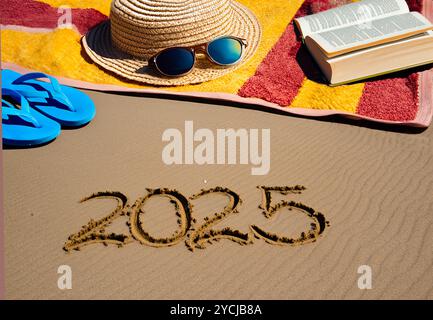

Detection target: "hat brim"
[82, 1, 261, 86]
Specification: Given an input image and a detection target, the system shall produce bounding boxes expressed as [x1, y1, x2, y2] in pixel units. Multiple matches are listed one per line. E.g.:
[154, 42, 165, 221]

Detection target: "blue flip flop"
[2, 88, 61, 147]
[2, 69, 95, 127]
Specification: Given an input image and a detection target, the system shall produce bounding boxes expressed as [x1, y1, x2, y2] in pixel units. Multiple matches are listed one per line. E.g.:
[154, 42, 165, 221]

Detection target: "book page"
[295, 0, 409, 38]
[308, 12, 433, 56]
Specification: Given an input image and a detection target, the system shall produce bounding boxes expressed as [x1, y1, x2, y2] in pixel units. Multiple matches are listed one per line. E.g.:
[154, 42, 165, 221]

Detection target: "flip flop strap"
[1, 89, 41, 128]
[11, 72, 75, 112]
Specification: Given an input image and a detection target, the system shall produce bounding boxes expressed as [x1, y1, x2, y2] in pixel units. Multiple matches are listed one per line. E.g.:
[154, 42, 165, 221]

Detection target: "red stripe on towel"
[357, 74, 419, 121]
[237, 24, 304, 106]
[71, 8, 107, 34]
[356, 0, 421, 121]
[407, 0, 423, 12]
[0, 0, 107, 34]
[238, 0, 352, 106]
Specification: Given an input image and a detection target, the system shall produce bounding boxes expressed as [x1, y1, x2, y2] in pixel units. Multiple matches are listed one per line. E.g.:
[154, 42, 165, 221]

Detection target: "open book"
[295, 0, 433, 85]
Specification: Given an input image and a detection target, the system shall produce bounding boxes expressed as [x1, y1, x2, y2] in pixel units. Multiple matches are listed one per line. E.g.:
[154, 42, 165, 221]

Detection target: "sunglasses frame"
[151, 36, 248, 78]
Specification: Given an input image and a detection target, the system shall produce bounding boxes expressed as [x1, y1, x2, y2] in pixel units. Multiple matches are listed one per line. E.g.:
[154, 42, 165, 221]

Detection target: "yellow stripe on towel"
[1, 29, 144, 88]
[290, 80, 364, 113]
[289, 0, 364, 112]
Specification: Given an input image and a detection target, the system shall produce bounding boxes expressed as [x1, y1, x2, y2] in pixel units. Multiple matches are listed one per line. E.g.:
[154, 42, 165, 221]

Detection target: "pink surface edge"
[418, 0, 433, 127]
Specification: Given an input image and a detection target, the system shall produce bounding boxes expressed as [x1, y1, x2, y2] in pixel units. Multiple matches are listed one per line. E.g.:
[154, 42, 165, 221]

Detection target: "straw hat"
[82, 0, 262, 86]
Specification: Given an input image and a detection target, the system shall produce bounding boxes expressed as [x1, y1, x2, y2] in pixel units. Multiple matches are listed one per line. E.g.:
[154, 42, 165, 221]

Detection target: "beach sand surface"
[3, 91, 433, 299]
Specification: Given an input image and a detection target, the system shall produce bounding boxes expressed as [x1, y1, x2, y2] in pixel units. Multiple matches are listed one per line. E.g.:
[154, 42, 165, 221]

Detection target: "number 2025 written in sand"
[63, 186, 330, 252]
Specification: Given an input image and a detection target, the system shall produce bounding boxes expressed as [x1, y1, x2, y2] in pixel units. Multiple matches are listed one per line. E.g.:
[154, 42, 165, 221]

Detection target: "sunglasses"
[151, 36, 248, 77]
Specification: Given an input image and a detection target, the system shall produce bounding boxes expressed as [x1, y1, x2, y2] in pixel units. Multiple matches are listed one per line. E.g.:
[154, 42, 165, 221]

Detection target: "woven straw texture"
[82, 0, 261, 85]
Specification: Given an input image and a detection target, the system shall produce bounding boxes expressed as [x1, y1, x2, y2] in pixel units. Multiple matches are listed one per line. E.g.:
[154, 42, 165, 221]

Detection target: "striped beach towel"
[1, 0, 431, 126]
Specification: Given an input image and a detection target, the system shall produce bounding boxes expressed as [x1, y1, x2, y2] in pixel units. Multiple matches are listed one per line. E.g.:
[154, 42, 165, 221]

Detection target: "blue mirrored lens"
[207, 37, 243, 65]
[155, 48, 195, 76]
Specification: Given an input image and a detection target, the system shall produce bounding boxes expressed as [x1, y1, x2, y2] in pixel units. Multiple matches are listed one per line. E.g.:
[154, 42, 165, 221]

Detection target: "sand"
[2, 90, 433, 299]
